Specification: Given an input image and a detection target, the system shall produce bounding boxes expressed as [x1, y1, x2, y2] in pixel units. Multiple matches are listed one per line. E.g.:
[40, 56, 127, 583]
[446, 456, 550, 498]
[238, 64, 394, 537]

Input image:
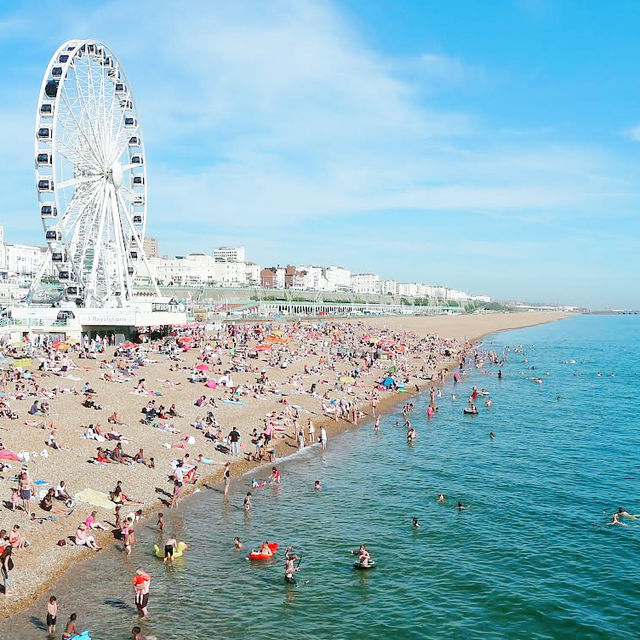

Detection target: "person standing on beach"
[243, 492, 252, 512]
[170, 479, 181, 509]
[46, 595, 57, 634]
[18, 471, 34, 519]
[0, 537, 12, 596]
[319, 426, 328, 450]
[307, 418, 315, 442]
[133, 567, 151, 619]
[229, 427, 241, 456]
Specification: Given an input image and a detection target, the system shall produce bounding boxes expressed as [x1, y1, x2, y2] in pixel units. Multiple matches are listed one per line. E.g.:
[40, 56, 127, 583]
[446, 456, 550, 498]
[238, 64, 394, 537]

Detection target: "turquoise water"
[3, 315, 640, 639]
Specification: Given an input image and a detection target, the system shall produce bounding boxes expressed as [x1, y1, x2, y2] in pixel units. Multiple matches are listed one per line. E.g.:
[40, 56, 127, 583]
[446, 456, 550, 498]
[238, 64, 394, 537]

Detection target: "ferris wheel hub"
[108, 161, 124, 188]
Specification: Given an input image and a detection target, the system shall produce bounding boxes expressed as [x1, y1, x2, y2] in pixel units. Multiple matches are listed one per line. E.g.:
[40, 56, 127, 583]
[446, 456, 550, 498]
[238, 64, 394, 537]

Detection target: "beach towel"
[74, 488, 113, 510]
[0, 449, 20, 461]
[222, 399, 245, 406]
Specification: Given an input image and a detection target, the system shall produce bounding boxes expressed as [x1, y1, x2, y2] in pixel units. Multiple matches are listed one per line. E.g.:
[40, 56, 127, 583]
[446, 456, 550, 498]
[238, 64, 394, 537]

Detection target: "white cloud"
[625, 125, 640, 142]
[0, 0, 638, 258]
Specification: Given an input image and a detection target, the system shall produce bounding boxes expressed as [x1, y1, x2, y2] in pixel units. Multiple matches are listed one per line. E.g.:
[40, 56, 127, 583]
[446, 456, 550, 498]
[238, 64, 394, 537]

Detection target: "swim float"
[247, 542, 278, 560]
[70, 632, 92, 640]
[153, 541, 188, 559]
[353, 560, 376, 570]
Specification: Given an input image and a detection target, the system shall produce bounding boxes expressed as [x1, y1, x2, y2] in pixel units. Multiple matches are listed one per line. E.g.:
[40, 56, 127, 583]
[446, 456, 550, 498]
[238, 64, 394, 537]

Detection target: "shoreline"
[0, 311, 569, 621]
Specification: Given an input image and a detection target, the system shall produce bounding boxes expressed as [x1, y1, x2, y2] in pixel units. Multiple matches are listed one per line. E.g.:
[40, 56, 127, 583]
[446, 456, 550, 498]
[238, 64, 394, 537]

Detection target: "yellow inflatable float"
[153, 541, 188, 559]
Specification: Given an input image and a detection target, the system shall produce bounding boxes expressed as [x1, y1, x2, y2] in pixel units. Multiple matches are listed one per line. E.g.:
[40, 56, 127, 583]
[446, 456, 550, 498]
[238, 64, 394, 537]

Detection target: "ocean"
[2, 314, 639, 640]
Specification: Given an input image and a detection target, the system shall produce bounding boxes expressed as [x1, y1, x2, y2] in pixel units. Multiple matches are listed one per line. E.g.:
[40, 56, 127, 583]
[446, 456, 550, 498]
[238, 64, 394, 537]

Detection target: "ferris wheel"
[30, 39, 159, 307]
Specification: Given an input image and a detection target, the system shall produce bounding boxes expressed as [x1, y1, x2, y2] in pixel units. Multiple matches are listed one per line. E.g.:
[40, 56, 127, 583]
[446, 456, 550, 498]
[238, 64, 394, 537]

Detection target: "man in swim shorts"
[164, 535, 177, 563]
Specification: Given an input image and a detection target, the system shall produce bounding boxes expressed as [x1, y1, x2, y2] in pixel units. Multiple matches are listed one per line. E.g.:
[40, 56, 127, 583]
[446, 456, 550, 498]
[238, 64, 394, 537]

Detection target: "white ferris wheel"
[29, 39, 159, 308]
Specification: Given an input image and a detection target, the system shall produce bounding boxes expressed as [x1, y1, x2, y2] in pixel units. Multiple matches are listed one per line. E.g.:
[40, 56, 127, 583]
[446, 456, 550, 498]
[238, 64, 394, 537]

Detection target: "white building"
[380, 279, 398, 296]
[213, 246, 246, 263]
[0, 227, 54, 280]
[397, 282, 418, 297]
[350, 273, 380, 295]
[146, 252, 260, 288]
[325, 266, 351, 292]
[245, 262, 261, 285]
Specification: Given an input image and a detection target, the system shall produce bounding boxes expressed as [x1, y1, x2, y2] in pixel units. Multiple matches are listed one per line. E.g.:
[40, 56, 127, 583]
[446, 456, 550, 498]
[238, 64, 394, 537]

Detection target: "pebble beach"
[0, 311, 567, 620]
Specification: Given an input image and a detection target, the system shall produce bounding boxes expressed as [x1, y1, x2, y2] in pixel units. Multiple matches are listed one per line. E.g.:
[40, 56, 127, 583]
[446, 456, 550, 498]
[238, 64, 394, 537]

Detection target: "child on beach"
[157, 512, 165, 531]
[9, 488, 19, 511]
[46, 595, 57, 634]
[61, 613, 76, 640]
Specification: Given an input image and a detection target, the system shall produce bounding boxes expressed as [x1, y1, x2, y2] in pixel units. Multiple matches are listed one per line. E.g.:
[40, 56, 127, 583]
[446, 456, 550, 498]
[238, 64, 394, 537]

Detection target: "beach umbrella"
[195, 364, 209, 371]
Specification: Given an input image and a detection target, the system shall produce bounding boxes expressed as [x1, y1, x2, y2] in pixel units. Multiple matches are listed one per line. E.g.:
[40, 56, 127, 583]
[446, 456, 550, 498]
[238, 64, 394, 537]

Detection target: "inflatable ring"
[153, 541, 188, 559]
[248, 542, 278, 560]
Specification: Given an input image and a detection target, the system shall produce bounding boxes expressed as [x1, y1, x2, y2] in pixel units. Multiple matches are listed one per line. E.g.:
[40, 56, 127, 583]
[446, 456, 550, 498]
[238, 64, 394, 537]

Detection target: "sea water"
[3, 315, 640, 640]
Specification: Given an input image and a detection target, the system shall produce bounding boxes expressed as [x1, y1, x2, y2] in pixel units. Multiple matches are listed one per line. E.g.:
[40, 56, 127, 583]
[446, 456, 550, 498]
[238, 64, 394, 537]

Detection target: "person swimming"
[412, 517, 420, 528]
[457, 502, 467, 511]
[610, 513, 626, 526]
[234, 537, 243, 549]
[314, 480, 322, 490]
[437, 494, 445, 503]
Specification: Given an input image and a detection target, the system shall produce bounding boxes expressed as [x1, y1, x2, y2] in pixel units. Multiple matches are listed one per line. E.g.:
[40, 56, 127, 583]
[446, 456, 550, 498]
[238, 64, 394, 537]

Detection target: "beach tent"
[383, 376, 395, 389]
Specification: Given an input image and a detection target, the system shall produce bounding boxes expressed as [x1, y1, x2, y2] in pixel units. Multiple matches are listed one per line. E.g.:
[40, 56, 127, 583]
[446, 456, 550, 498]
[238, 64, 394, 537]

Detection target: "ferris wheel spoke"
[53, 136, 95, 170]
[59, 182, 102, 235]
[60, 84, 104, 167]
[57, 174, 102, 190]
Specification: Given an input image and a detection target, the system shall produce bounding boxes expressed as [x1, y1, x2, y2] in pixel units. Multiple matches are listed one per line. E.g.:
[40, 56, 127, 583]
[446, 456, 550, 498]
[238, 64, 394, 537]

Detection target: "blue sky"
[0, 0, 639, 307]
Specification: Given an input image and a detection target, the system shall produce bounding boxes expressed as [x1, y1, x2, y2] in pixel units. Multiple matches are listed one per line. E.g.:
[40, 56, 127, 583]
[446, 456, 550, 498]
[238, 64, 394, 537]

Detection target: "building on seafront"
[0, 227, 491, 304]
[0, 225, 54, 281]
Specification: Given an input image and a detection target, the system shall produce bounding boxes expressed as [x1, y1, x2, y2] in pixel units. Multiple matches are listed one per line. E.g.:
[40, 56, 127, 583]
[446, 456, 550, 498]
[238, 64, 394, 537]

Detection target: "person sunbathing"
[108, 412, 125, 425]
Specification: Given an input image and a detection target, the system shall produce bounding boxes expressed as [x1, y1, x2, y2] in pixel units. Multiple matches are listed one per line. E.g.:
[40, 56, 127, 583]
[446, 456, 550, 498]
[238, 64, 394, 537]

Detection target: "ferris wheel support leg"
[116, 190, 161, 299]
[25, 251, 53, 304]
[137, 241, 161, 298]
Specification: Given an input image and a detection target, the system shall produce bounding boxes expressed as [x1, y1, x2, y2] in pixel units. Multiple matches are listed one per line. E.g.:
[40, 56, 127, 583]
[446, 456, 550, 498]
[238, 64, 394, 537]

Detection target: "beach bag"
[57, 539, 66, 547]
